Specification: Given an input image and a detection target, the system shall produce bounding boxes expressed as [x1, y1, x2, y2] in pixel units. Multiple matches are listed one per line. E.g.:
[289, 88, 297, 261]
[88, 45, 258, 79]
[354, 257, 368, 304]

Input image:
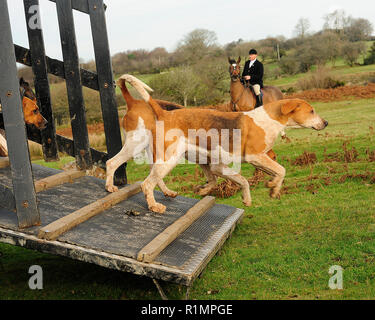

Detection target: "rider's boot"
[254, 94, 263, 109]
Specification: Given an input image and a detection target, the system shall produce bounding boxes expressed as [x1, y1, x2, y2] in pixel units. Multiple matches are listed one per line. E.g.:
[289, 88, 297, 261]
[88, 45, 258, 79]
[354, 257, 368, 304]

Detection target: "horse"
[0, 78, 47, 157]
[228, 57, 284, 112]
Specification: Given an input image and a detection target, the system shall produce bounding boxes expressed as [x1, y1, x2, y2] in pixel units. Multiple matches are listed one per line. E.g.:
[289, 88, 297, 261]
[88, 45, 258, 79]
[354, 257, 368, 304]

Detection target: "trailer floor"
[0, 164, 243, 286]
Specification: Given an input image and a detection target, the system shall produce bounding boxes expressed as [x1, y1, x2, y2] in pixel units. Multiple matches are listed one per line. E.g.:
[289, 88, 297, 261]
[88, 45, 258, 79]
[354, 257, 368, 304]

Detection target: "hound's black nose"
[324, 120, 329, 127]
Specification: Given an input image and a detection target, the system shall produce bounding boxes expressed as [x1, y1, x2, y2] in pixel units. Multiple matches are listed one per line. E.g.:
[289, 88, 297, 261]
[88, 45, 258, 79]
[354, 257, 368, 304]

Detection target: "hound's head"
[228, 57, 241, 81]
[280, 99, 328, 130]
[19, 78, 47, 130]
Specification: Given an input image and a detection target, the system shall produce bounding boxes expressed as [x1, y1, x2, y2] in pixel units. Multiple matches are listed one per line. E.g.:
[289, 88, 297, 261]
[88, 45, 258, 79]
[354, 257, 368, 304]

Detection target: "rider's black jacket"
[242, 59, 264, 88]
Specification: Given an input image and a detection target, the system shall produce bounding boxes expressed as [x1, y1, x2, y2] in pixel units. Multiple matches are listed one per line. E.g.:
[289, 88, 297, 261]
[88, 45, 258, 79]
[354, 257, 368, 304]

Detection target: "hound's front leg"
[106, 134, 149, 193]
[210, 163, 251, 206]
[246, 153, 286, 199]
[146, 147, 177, 198]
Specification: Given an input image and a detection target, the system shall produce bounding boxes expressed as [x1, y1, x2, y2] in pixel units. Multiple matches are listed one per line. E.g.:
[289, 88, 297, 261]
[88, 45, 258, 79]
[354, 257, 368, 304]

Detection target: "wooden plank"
[137, 196, 216, 263]
[34, 169, 85, 193]
[23, 0, 59, 162]
[0, 0, 40, 228]
[38, 182, 142, 240]
[88, 0, 126, 185]
[0, 129, 8, 157]
[0, 157, 10, 169]
[56, 0, 92, 170]
[14, 44, 99, 91]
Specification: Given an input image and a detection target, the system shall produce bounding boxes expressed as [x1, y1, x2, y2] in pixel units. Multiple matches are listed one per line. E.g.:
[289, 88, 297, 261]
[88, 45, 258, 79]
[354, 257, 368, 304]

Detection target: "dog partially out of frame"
[0, 78, 47, 157]
[105, 75, 184, 198]
[112, 74, 328, 213]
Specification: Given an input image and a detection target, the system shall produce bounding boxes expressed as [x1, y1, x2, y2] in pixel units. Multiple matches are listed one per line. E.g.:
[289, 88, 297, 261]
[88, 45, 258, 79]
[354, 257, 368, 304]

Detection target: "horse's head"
[228, 57, 241, 81]
[19, 78, 47, 130]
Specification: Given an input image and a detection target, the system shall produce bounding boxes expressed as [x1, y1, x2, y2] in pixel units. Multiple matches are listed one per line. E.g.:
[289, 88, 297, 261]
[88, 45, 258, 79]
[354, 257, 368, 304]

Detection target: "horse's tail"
[118, 74, 165, 118]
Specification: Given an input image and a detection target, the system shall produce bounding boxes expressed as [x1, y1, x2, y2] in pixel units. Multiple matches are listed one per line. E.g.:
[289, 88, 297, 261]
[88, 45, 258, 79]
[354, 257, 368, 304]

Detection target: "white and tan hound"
[113, 74, 328, 213]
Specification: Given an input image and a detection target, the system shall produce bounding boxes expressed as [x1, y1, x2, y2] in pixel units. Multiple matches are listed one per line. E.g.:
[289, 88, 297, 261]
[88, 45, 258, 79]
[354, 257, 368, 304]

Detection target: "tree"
[279, 56, 300, 75]
[149, 67, 204, 107]
[344, 18, 374, 42]
[316, 32, 343, 66]
[341, 41, 367, 66]
[176, 29, 219, 64]
[294, 18, 310, 39]
[364, 42, 375, 65]
[323, 9, 351, 33]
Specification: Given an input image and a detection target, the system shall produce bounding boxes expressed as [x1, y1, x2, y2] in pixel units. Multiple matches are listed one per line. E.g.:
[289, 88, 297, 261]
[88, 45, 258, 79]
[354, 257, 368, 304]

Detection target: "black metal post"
[0, 0, 40, 228]
[89, 0, 126, 185]
[55, 0, 92, 170]
[14, 44, 100, 91]
[23, 0, 59, 162]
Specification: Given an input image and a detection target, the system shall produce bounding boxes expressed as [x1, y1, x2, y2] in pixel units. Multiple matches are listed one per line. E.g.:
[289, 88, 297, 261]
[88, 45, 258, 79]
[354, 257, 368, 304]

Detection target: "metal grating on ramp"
[0, 164, 243, 280]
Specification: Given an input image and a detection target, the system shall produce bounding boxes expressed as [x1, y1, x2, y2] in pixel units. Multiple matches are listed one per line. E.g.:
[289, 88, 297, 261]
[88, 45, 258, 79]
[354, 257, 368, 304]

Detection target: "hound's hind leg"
[195, 164, 217, 196]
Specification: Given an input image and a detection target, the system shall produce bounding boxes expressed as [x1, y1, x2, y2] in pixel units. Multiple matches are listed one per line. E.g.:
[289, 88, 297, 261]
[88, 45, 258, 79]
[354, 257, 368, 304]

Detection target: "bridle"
[229, 63, 246, 112]
[20, 87, 26, 99]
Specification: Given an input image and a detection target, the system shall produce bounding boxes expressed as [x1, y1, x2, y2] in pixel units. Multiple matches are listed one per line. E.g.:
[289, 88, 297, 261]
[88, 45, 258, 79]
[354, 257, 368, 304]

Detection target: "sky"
[7, 0, 375, 63]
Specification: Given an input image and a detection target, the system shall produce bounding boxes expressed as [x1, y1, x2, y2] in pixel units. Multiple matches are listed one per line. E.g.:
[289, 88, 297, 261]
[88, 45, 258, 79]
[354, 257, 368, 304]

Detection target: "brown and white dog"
[116, 74, 328, 213]
[0, 78, 47, 157]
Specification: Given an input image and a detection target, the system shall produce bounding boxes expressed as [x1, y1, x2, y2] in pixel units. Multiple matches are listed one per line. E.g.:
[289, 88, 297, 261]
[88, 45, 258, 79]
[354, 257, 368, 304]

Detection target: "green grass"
[1, 97, 375, 300]
[267, 63, 375, 89]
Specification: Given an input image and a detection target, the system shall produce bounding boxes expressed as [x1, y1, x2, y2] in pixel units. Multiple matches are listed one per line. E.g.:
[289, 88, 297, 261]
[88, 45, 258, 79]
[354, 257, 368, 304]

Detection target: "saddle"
[242, 80, 263, 97]
[231, 80, 263, 112]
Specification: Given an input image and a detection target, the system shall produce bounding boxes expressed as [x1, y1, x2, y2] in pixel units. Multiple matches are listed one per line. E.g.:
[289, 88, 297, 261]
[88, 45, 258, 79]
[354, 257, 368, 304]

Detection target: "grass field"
[1, 94, 374, 300]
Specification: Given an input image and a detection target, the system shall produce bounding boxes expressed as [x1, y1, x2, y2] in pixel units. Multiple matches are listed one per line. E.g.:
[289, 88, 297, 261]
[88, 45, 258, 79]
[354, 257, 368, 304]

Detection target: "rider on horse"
[242, 49, 264, 109]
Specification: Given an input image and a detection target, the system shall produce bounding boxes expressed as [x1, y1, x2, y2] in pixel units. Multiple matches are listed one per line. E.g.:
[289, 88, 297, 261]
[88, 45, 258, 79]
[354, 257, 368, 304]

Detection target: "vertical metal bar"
[23, 0, 59, 162]
[88, 0, 126, 185]
[55, 0, 92, 169]
[0, 0, 40, 228]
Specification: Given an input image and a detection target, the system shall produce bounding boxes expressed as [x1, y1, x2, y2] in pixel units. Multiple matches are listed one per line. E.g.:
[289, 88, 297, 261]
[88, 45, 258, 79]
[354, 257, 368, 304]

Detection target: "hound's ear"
[281, 100, 300, 115]
[228, 57, 232, 64]
[237, 56, 241, 64]
[19, 77, 29, 87]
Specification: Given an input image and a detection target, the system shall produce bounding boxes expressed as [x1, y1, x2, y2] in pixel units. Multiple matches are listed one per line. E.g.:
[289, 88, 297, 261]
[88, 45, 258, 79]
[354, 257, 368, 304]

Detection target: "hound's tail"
[117, 74, 165, 118]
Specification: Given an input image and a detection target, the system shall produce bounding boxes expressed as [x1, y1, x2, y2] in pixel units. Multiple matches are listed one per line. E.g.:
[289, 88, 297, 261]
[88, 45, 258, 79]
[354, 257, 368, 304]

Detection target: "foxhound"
[116, 74, 328, 213]
[0, 78, 47, 157]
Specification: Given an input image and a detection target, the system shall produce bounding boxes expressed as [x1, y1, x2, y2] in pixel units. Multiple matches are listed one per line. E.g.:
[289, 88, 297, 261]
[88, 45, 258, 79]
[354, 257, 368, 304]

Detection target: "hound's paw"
[197, 187, 213, 196]
[266, 181, 276, 188]
[243, 199, 252, 207]
[164, 190, 178, 198]
[270, 189, 281, 199]
[149, 203, 166, 214]
[106, 184, 118, 193]
[194, 183, 215, 196]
